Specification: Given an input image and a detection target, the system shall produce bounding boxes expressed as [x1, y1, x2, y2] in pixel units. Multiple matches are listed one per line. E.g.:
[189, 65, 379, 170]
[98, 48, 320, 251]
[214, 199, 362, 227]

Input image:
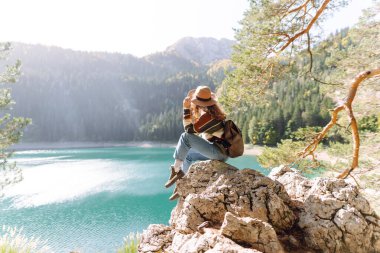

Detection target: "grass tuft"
[0, 226, 51, 253]
[117, 232, 141, 253]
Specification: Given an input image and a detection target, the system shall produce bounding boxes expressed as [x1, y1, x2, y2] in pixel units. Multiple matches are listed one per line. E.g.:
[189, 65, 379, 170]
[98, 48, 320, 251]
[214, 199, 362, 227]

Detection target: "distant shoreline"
[244, 144, 264, 156]
[10, 141, 177, 151]
[10, 142, 264, 156]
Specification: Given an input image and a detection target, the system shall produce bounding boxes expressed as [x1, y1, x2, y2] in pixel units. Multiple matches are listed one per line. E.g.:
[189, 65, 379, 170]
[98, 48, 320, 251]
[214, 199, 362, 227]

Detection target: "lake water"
[0, 146, 266, 253]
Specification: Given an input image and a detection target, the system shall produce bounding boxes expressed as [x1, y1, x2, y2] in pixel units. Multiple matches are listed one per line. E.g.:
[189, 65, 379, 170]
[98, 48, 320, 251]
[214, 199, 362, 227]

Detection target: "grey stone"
[220, 212, 284, 253]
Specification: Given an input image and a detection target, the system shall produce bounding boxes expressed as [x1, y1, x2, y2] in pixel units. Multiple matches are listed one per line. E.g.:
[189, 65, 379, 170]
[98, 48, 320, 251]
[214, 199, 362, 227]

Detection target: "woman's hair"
[191, 103, 226, 121]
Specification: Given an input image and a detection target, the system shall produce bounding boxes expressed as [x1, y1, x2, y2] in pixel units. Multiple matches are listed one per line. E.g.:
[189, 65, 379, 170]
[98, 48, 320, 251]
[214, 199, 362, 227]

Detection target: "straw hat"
[190, 86, 217, 107]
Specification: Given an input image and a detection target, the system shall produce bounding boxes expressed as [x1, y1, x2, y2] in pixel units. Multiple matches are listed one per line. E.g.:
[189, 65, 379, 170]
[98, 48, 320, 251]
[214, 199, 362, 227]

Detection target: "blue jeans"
[173, 132, 228, 173]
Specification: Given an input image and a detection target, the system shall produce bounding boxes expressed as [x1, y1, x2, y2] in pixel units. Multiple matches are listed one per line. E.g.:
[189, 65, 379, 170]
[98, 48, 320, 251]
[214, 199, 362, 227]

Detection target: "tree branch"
[298, 68, 380, 179]
[279, 0, 331, 52]
[287, 0, 311, 15]
[307, 31, 313, 73]
[306, 31, 343, 85]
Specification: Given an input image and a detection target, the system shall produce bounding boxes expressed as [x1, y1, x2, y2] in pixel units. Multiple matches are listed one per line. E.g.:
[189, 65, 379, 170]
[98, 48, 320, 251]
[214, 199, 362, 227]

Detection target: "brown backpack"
[223, 120, 244, 158]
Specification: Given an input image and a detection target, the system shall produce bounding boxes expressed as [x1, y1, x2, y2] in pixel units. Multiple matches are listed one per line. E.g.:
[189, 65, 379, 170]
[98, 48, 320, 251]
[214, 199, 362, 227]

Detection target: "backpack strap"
[220, 138, 231, 148]
[220, 120, 231, 148]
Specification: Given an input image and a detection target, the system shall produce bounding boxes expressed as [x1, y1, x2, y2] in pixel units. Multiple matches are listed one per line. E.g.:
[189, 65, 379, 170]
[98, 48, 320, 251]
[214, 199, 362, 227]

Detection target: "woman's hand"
[183, 96, 191, 108]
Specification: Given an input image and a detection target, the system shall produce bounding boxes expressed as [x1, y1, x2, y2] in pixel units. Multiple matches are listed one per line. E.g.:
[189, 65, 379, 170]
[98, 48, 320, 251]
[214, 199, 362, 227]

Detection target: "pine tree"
[0, 42, 30, 192]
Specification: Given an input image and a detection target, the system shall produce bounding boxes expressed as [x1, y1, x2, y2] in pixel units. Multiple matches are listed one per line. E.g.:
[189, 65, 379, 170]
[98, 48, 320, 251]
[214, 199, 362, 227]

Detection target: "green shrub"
[257, 139, 324, 173]
[288, 126, 322, 141]
[258, 139, 304, 168]
[117, 232, 141, 253]
[358, 115, 378, 132]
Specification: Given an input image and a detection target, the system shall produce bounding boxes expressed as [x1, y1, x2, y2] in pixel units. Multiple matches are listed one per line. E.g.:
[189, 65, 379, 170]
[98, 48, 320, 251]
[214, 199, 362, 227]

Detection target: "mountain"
[4, 38, 228, 143]
[1, 34, 339, 144]
[165, 37, 235, 65]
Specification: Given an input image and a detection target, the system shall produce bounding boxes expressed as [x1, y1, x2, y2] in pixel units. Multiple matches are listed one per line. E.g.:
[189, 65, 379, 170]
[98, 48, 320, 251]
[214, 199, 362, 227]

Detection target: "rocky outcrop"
[270, 165, 380, 253]
[139, 161, 380, 253]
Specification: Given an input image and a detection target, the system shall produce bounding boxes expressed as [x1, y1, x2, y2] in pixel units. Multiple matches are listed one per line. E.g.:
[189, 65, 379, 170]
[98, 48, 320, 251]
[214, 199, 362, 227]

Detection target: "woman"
[165, 85, 229, 200]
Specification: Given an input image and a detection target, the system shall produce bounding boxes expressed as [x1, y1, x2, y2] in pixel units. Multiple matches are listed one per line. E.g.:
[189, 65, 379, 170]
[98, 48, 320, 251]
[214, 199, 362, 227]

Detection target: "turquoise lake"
[0, 146, 266, 253]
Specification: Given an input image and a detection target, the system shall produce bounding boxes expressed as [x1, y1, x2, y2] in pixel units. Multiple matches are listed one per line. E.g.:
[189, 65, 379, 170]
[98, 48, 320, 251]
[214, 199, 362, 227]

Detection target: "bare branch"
[307, 31, 313, 73]
[260, 32, 291, 39]
[306, 29, 344, 86]
[349, 174, 362, 188]
[279, 0, 331, 52]
[297, 68, 380, 179]
[287, 0, 311, 15]
[311, 76, 343, 86]
[297, 104, 344, 159]
[280, 0, 302, 21]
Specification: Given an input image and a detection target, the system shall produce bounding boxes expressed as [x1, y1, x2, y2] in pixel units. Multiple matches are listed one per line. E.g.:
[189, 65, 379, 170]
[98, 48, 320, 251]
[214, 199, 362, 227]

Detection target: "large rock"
[221, 212, 284, 253]
[170, 230, 261, 253]
[171, 161, 295, 233]
[139, 161, 380, 253]
[138, 224, 173, 252]
[268, 165, 313, 201]
[270, 165, 380, 253]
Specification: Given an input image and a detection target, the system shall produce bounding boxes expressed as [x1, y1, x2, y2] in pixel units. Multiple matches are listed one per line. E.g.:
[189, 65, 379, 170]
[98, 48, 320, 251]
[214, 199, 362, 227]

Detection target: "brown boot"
[165, 169, 185, 188]
[164, 165, 176, 187]
[169, 186, 180, 201]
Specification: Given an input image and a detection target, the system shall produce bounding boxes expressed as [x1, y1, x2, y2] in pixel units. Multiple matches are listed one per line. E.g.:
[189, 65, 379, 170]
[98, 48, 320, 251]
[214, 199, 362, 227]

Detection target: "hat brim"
[191, 93, 217, 107]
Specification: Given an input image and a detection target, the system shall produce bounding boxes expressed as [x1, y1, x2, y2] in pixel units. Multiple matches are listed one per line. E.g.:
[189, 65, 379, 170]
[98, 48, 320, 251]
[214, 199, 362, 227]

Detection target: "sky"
[0, 0, 376, 57]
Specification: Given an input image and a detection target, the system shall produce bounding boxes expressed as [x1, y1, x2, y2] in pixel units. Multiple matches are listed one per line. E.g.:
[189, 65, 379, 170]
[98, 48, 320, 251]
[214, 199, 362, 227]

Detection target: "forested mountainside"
[7, 38, 232, 142]
[235, 79, 334, 145]
[233, 25, 379, 145]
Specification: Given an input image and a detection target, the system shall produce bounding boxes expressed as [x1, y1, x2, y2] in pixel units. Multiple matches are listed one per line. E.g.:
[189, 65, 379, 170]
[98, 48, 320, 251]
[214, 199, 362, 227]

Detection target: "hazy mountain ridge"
[4, 37, 232, 142]
[165, 37, 235, 65]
